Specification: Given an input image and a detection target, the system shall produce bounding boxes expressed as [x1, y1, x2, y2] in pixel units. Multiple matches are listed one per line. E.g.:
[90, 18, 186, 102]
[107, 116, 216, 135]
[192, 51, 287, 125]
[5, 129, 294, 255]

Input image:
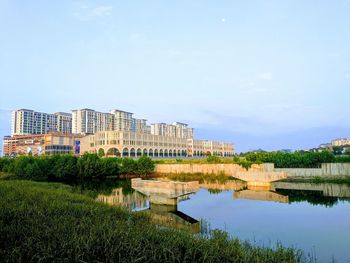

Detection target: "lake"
[93, 178, 350, 262]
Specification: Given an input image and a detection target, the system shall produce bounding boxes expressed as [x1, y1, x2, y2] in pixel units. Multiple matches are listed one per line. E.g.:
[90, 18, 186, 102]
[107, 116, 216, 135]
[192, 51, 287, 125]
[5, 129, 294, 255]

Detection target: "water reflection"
[97, 187, 148, 211]
[93, 178, 350, 262]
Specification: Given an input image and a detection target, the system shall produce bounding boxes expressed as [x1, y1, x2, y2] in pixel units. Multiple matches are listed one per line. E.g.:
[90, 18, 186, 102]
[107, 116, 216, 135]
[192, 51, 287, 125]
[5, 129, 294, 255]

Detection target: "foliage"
[0, 180, 306, 263]
[206, 155, 221, 163]
[136, 156, 155, 175]
[232, 156, 254, 170]
[244, 151, 336, 168]
[98, 148, 105, 157]
[334, 155, 350, 163]
[0, 154, 155, 181]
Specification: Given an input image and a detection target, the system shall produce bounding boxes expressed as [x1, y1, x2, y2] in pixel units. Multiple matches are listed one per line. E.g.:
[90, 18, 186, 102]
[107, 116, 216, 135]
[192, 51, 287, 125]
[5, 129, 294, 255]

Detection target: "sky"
[0, 0, 350, 153]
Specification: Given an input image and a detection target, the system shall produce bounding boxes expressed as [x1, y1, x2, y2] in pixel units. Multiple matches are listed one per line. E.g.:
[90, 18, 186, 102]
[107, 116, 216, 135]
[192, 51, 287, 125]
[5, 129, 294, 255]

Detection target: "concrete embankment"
[275, 163, 350, 177]
[155, 163, 350, 179]
[154, 163, 287, 183]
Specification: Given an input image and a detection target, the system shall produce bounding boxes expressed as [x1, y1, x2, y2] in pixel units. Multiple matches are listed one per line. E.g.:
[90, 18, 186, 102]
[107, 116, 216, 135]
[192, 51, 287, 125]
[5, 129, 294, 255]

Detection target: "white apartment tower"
[11, 109, 72, 135]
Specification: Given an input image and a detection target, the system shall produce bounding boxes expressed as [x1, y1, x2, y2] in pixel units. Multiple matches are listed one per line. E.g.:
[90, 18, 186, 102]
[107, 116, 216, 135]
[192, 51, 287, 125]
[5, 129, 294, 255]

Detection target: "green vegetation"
[334, 155, 350, 163]
[156, 150, 350, 169]
[0, 154, 155, 181]
[244, 151, 336, 168]
[0, 180, 307, 262]
[164, 172, 235, 184]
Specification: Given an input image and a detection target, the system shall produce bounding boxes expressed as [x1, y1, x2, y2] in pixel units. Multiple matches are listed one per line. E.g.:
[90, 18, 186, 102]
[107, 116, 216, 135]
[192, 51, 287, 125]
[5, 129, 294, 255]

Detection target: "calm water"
[93, 179, 350, 262]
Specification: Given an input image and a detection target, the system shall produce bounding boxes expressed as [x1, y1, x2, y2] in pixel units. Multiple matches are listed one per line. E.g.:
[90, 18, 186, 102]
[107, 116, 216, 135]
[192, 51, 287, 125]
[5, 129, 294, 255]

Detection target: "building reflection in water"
[97, 187, 201, 233]
[96, 188, 148, 211]
[96, 180, 350, 233]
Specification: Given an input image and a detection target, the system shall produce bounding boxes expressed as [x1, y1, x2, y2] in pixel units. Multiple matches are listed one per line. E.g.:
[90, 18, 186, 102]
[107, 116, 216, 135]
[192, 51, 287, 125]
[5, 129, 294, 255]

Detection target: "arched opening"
[206, 151, 211, 156]
[178, 150, 181, 156]
[173, 149, 177, 157]
[154, 149, 159, 157]
[106, 148, 120, 157]
[143, 149, 148, 156]
[123, 148, 129, 157]
[130, 148, 136, 157]
[181, 150, 186, 156]
[169, 149, 172, 157]
[137, 148, 142, 157]
[149, 149, 153, 157]
[159, 149, 164, 157]
[164, 149, 168, 157]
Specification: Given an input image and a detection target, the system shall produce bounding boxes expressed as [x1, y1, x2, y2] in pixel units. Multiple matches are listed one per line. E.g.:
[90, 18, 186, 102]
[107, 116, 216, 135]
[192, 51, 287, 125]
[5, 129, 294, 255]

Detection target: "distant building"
[11, 109, 72, 135]
[331, 138, 350, 147]
[319, 143, 331, 149]
[3, 133, 82, 156]
[80, 131, 234, 157]
[6, 107, 235, 158]
[150, 122, 193, 139]
[72, 109, 115, 134]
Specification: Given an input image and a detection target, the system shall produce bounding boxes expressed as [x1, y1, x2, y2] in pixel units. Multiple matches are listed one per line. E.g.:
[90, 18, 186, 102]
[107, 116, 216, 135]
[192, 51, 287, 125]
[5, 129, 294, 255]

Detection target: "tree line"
[0, 154, 155, 181]
[244, 151, 350, 168]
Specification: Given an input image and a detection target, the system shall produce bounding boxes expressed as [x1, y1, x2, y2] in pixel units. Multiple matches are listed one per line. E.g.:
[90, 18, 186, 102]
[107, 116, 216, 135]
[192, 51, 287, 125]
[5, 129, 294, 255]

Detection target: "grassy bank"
[0, 180, 308, 263]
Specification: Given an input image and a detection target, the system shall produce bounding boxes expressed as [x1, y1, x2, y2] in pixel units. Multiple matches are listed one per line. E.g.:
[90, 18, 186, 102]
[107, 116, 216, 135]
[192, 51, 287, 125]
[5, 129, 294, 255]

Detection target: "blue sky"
[0, 0, 350, 153]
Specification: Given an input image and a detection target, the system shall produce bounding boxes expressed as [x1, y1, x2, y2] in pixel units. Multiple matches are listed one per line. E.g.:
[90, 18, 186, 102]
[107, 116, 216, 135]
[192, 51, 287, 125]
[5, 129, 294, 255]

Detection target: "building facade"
[11, 109, 72, 135]
[80, 131, 234, 157]
[187, 139, 234, 157]
[331, 138, 350, 147]
[3, 133, 82, 156]
[7, 108, 235, 158]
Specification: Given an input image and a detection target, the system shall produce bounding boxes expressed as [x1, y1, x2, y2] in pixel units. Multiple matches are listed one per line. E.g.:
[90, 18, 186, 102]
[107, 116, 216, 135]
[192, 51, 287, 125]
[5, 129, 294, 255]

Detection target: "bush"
[136, 156, 155, 175]
[0, 154, 155, 181]
[120, 158, 137, 174]
[244, 151, 336, 168]
[206, 155, 221, 164]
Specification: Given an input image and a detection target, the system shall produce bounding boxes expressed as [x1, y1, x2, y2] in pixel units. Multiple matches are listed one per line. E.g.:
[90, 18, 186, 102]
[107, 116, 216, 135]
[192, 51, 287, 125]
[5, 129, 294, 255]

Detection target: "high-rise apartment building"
[55, 112, 73, 134]
[111, 109, 135, 132]
[72, 109, 114, 134]
[11, 109, 72, 135]
[72, 109, 137, 134]
[150, 122, 193, 139]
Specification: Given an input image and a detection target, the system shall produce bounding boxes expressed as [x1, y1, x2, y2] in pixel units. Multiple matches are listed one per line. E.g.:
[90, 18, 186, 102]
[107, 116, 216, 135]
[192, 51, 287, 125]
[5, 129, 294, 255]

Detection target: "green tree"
[136, 156, 155, 175]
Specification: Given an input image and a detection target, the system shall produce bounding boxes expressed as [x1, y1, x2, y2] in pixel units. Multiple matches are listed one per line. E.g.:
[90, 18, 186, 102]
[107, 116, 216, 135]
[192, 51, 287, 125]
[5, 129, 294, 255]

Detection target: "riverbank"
[0, 179, 308, 263]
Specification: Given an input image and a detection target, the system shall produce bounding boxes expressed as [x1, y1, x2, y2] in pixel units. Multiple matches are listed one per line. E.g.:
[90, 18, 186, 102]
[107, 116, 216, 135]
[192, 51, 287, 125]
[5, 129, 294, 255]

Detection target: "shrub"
[120, 158, 137, 174]
[206, 155, 221, 164]
[244, 151, 336, 168]
[136, 156, 155, 175]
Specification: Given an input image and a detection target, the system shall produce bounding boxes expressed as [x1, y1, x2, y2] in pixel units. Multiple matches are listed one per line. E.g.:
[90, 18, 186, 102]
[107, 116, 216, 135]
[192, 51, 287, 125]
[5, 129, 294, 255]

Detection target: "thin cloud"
[73, 3, 113, 21]
[345, 73, 350, 79]
[256, 72, 273, 81]
[129, 33, 142, 40]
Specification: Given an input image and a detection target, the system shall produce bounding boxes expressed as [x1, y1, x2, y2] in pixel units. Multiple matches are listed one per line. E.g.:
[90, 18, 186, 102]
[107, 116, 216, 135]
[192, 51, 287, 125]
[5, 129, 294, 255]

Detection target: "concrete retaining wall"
[155, 163, 350, 178]
[154, 163, 274, 176]
[275, 163, 350, 177]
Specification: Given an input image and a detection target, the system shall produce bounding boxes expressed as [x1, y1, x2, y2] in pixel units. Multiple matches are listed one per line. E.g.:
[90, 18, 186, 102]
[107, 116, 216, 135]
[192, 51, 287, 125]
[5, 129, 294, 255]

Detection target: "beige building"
[72, 108, 115, 134]
[331, 138, 350, 147]
[80, 130, 234, 157]
[3, 133, 82, 156]
[187, 139, 234, 157]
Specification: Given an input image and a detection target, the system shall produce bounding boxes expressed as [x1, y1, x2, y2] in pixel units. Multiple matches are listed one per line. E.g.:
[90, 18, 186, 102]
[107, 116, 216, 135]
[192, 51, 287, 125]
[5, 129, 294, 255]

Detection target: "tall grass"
[0, 180, 308, 263]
